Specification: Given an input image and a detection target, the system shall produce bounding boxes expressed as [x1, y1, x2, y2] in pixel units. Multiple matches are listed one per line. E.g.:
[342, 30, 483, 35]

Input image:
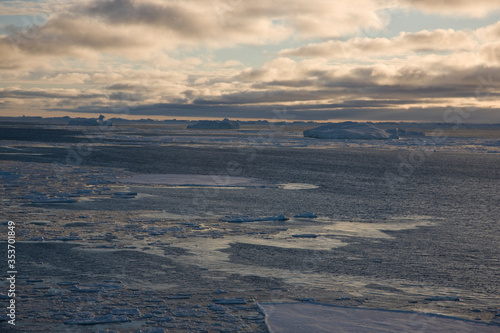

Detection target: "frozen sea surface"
[1, 123, 500, 330]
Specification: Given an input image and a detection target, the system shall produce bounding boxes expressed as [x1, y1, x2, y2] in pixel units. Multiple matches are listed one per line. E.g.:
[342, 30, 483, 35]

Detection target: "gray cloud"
[0, 0, 390, 66]
[105, 83, 143, 90]
[0, 88, 105, 100]
[2, 14, 145, 57]
[82, 0, 214, 37]
[109, 91, 145, 101]
[279, 28, 479, 58]
[1, 1, 500, 122]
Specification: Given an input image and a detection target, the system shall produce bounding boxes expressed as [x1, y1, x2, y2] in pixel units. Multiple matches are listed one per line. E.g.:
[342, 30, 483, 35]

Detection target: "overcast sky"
[1, 0, 500, 121]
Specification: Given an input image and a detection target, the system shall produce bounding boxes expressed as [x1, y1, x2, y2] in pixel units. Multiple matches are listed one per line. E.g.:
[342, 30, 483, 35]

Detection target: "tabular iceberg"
[304, 122, 390, 139]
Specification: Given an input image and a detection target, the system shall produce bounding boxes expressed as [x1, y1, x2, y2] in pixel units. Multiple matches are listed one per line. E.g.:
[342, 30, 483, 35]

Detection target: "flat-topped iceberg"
[304, 122, 390, 139]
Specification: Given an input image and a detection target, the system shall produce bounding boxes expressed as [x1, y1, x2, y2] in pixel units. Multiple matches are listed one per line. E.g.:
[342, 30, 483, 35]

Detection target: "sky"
[0, 0, 500, 121]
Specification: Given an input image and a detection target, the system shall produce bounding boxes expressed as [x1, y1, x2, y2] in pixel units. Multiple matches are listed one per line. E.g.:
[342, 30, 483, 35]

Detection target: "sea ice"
[137, 328, 166, 333]
[293, 212, 318, 218]
[425, 296, 460, 302]
[64, 315, 130, 325]
[259, 303, 500, 333]
[279, 183, 319, 190]
[291, 234, 318, 238]
[111, 308, 141, 316]
[167, 295, 191, 299]
[115, 174, 275, 187]
[113, 191, 137, 198]
[221, 215, 289, 223]
[213, 298, 247, 305]
[64, 221, 92, 227]
[31, 197, 77, 204]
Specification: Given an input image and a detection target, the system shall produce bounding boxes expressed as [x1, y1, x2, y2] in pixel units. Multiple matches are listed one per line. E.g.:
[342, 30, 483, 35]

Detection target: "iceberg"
[304, 122, 390, 139]
[68, 114, 112, 126]
[187, 118, 239, 129]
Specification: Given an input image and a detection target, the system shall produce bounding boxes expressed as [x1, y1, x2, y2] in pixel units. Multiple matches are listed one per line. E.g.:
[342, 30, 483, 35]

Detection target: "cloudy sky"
[0, 0, 500, 121]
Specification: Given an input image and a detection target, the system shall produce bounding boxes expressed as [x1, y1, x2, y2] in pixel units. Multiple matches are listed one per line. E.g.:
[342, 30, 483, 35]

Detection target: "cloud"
[0, 0, 68, 16]
[400, 0, 500, 17]
[2, 14, 147, 56]
[2, 50, 498, 116]
[109, 91, 145, 101]
[58, 101, 500, 122]
[0, 87, 105, 99]
[0, 0, 390, 68]
[279, 28, 481, 59]
[475, 21, 500, 42]
[198, 52, 500, 106]
[1, 0, 500, 122]
[480, 42, 500, 64]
